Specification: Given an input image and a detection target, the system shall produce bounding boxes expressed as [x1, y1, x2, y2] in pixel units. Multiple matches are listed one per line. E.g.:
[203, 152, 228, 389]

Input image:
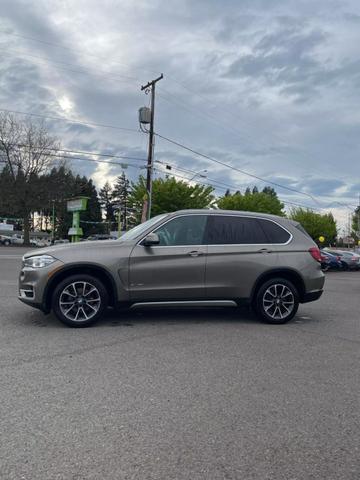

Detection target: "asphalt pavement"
[0, 246, 359, 480]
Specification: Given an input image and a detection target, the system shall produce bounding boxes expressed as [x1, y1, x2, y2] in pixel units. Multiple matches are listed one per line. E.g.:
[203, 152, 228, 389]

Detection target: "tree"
[0, 113, 59, 244]
[217, 188, 285, 216]
[262, 186, 277, 197]
[113, 172, 131, 230]
[290, 208, 337, 245]
[99, 181, 116, 229]
[129, 176, 215, 222]
[352, 206, 360, 243]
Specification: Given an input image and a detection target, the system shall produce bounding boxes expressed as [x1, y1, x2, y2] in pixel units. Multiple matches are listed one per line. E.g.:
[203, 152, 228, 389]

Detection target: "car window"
[258, 219, 291, 244]
[120, 214, 169, 241]
[153, 215, 207, 246]
[206, 215, 268, 245]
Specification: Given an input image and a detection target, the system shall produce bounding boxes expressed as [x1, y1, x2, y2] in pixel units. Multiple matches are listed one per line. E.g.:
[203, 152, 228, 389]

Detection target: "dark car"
[320, 250, 342, 271]
[325, 249, 360, 271]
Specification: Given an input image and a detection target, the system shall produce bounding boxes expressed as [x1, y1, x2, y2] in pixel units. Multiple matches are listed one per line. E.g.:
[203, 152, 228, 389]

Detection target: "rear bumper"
[302, 290, 323, 303]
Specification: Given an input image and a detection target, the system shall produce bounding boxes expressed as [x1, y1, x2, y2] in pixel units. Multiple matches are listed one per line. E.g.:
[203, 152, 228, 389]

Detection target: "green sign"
[66, 197, 89, 242]
[67, 197, 89, 212]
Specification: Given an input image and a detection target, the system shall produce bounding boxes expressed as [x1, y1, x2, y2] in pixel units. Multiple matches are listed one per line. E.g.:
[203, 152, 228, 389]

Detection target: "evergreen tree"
[113, 172, 131, 230]
[99, 181, 116, 227]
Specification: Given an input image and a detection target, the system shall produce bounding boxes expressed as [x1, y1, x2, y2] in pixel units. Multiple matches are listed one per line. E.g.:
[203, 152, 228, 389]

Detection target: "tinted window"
[206, 216, 268, 244]
[153, 215, 207, 246]
[121, 214, 168, 241]
[258, 219, 291, 244]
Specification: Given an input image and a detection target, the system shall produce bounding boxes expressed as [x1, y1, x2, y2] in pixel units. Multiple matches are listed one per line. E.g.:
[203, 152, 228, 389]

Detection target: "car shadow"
[26, 305, 260, 329]
[101, 306, 259, 327]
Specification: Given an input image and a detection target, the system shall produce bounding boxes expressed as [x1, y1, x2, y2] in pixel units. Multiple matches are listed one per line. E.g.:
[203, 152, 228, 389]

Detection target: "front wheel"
[255, 278, 299, 324]
[52, 274, 108, 327]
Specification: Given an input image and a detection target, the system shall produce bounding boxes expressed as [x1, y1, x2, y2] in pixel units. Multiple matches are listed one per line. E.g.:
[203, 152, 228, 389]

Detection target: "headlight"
[23, 255, 57, 268]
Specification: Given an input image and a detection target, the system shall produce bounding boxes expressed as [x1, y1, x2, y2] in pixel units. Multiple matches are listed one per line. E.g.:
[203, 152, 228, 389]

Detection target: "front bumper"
[18, 296, 48, 313]
[18, 260, 63, 312]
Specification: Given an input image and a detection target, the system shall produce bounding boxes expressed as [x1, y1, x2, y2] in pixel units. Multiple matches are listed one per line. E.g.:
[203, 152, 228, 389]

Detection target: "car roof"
[168, 209, 289, 222]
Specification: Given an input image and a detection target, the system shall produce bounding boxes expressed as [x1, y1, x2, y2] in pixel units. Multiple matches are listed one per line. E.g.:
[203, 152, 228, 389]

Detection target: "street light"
[188, 170, 207, 181]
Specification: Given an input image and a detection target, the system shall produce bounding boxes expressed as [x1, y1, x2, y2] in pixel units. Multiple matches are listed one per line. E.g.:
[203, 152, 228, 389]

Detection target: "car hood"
[23, 239, 131, 260]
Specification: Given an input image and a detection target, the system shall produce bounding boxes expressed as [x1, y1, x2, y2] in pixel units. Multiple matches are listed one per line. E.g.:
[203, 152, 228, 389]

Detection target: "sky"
[1, 0, 360, 232]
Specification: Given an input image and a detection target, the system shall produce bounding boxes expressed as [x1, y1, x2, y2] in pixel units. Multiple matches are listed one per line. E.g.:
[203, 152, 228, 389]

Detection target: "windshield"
[119, 214, 169, 242]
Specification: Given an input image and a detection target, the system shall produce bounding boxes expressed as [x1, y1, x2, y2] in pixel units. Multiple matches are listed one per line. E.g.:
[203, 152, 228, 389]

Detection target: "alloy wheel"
[262, 283, 295, 320]
[59, 281, 101, 322]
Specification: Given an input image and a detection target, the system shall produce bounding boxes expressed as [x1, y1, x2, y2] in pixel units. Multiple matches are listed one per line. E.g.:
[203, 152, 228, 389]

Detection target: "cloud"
[0, 0, 359, 229]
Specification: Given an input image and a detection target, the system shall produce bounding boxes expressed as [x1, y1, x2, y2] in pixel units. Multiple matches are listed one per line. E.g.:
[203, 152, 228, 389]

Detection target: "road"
[0, 246, 359, 480]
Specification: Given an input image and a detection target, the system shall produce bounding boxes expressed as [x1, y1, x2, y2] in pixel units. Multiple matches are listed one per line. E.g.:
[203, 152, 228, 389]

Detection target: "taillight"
[309, 247, 322, 262]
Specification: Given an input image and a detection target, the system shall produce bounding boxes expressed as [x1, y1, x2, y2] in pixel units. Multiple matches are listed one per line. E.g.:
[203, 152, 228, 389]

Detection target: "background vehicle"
[325, 249, 360, 270]
[53, 239, 70, 245]
[320, 250, 342, 271]
[0, 234, 13, 246]
[19, 210, 325, 327]
[86, 234, 116, 241]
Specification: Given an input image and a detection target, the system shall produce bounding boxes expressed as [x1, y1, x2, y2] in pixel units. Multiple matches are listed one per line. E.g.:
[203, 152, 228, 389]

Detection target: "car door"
[205, 215, 278, 299]
[129, 214, 208, 301]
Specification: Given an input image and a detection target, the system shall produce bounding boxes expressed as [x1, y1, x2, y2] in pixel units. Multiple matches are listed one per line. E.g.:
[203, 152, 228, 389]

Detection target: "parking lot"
[0, 246, 359, 480]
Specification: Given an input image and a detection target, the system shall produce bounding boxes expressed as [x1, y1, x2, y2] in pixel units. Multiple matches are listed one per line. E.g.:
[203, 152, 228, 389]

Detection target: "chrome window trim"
[136, 213, 293, 248]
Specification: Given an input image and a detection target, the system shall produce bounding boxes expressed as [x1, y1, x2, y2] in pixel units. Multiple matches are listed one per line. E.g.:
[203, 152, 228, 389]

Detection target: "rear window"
[206, 216, 268, 244]
[257, 219, 291, 244]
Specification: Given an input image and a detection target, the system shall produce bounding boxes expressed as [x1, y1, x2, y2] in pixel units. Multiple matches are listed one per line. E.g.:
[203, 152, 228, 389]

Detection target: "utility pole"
[140, 73, 163, 221]
[51, 200, 55, 243]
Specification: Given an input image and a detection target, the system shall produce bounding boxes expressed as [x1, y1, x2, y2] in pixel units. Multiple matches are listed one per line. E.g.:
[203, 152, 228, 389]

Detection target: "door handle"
[257, 248, 273, 253]
[188, 250, 203, 257]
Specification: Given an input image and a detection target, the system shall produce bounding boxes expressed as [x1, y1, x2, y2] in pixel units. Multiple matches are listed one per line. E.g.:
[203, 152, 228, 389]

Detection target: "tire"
[4, 240, 10, 246]
[254, 277, 299, 325]
[52, 274, 108, 327]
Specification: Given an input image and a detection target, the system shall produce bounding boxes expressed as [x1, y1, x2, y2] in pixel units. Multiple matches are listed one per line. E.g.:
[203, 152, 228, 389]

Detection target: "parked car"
[320, 250, 342, 271]
[86, 234, 116, 241]
[0, 234, 13, 246]
[19, 210, 325, 327]
[11, 234, 38, 247]
[325, 249, 360, 270]
[53, 239, 70, 245]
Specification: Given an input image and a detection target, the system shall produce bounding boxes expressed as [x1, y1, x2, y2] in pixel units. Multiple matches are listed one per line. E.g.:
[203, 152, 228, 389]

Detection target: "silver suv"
[19, 210, 325, 327]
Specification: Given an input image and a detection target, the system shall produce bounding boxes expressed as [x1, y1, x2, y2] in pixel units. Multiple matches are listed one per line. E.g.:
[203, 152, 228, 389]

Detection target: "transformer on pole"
[139, 73, 163, 222]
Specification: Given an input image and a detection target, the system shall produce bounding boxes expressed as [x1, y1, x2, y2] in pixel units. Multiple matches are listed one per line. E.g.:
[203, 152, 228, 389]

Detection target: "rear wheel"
[52, 274, 108, 327]
[255, 278, 299, 324]
[3, 239, 10, 246]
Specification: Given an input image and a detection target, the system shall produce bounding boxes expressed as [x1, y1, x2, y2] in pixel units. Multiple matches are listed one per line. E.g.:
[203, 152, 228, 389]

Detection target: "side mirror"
[142, 232, 160, 246]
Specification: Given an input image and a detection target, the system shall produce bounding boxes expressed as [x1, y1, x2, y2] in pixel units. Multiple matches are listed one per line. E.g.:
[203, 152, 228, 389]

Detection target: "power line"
[154, 163, 319, 211]
[154, 132, 320, 203]
[0, 108, 142, 133]
[14, 144, 147, 163]
[44, 153, 146, 170]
